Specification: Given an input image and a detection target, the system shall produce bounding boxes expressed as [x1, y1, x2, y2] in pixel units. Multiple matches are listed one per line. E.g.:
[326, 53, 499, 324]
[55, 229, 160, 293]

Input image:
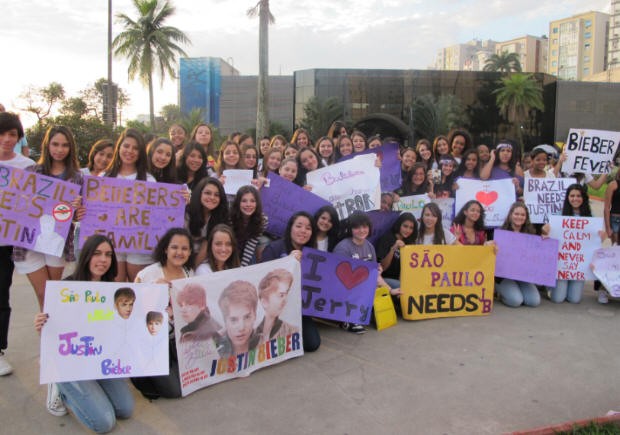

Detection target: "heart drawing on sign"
[168, 216, 175, 222]
[98, 213, 108, 222]
[475, 191, 498, 207]
[336, 262, 369, 290]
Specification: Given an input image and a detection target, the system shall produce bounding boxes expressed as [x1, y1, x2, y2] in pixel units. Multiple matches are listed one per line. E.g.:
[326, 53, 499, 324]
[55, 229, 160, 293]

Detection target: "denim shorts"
[611, 215, 620, 234]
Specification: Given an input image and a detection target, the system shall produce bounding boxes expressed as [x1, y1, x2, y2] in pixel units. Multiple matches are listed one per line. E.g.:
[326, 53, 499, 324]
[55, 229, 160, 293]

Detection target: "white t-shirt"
[115, 172, 157, 182]
[420, 227, 456, 245]
[135, 262, 193, 283]
[195, 263, 214, 276]
[0, 153, 35, 169]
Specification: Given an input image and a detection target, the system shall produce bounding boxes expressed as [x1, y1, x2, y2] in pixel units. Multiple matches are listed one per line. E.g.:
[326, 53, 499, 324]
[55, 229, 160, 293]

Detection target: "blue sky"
[1, 0, 609, 127]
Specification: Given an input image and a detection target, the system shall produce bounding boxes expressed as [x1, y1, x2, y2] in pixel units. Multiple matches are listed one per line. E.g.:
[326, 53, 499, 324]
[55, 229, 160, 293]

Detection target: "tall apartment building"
[433, 39, 496, 71]
[548, 11, 609, 80]
[495, 35, 548, 73]
[609, 0, 620, 69]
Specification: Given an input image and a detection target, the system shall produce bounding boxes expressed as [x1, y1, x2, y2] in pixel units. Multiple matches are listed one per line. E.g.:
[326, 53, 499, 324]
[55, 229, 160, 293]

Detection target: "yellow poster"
[399, 245, 496, 320]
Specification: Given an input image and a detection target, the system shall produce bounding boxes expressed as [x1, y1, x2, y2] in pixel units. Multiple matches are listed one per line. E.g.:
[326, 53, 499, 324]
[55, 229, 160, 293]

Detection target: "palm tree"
[484, 51, 522, 73]
[113, 0, 190, 130]
[247, 1, 275, 141]
[299, 96, 344, 139]
[494, 73, 544, 151]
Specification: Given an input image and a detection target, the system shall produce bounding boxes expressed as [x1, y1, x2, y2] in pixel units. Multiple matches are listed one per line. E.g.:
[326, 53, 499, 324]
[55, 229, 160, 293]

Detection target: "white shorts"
[14, 250, 66, 274]
[115, 252, 154, 265]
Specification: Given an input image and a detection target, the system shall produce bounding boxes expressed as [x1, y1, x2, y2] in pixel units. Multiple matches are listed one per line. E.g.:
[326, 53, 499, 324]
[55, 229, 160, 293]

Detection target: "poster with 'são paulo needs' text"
[455, 178, 516, 227]
[307, 154, 381, 220]
[0, 165, 78, 256]
[79, 176, 186, 254]
[40, 281, 169, 384]
[170, 256, 303, 396]
[400, 245, 496, 321]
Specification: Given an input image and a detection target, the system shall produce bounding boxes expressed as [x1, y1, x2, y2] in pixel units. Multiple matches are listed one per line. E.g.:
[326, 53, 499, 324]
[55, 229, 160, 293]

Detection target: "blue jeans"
[496, 279, 540, 307]
[58, 378, 134, 433]
[383, 278, 400, 289]
[547, 280, 584, 304]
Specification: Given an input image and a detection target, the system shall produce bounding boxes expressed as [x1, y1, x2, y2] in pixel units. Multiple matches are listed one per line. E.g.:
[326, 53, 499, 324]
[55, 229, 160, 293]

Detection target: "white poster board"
[523, 177, 576, 224]
[455, 178, 516, 227]
[561, 129, 620, 175]
[306, 154, 381, 220]
[40, 281, 169, 384]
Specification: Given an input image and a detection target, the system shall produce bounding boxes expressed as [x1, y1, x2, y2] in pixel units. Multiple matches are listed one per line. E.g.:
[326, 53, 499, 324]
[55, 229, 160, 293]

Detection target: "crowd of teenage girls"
[1, 112, 620, 433]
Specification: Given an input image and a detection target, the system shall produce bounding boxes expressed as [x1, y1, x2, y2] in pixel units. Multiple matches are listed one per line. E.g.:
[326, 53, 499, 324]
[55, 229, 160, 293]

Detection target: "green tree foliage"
[494, 73, 544, 152]
[26, 116, 114, 165]
[483, 52, 522, 73]
[298, 96, 344, 139]
[410, 94, 469, 141]
[20, 82, 66, 123]
[113, 0, 190, 130]
[247, 0, 274, 141]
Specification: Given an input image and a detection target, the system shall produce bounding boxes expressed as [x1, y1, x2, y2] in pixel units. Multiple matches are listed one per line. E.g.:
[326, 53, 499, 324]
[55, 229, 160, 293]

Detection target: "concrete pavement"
[1, 271, 619, 435]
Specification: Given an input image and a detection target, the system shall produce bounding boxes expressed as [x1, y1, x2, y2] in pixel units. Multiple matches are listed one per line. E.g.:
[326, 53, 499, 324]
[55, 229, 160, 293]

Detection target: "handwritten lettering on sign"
[548, 215, 603, 281]
[307, 154, 381, 220]
[561, 129, 620, 175]
[0, 165, 78, 256]
[40, 281, 169, 384]
[400, 245, 496, 320]
[80, 176, 185, 253]
[301, 248, 378, 324]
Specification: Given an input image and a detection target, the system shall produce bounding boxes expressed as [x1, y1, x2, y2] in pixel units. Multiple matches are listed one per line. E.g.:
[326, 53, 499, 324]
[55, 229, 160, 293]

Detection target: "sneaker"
[0, 351, 12, 376]
[340, 322, 367, 334]
[598, 290, 609, 304]
[46, 383, 67, 417]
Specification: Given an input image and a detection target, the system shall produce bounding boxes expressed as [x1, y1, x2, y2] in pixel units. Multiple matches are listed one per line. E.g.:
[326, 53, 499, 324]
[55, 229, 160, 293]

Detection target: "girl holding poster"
[215, 140, 242, 177]
[479, 141, 523, 196]
[416, 203, 457, 245]
[103, 129, 156, 282]
[262, 212, 321, 352]
[295, 147, 324, 187]
[376, 212, 418, 289]
[548, 184, 602, 304]
[495, 202, 547, 307]
[133, 228, 195, 399]
[13, 126, 84, 310]
[35, 235, 135, 431]
[334, 211, 400, 333]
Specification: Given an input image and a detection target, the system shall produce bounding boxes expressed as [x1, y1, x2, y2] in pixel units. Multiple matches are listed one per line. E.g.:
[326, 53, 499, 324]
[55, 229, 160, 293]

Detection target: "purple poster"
[0, 166, 80, 258]
[301, 248, 378, 324]
[338, 142, 401, 192]
[80, 176, 186, 253]
[367, 210, 400, 244]
[260, 172, 330, 238]
[493, 229, 559, 286]
[0, 165, 78, 256]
